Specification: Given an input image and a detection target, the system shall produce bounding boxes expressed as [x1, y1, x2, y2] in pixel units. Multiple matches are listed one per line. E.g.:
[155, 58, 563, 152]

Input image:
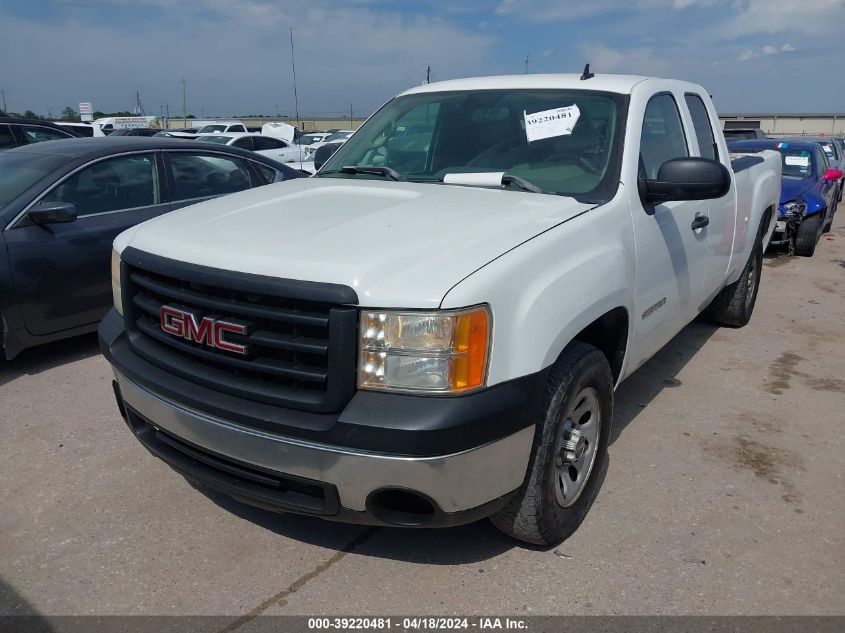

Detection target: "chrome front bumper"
[114, 371, 534, 515]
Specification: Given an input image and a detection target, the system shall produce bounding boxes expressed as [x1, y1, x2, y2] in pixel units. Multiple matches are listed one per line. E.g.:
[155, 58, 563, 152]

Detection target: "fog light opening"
[367, 488, 437, 526]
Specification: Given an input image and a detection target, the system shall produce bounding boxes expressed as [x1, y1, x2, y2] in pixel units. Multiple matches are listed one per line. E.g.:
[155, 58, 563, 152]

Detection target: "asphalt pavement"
[1, 215, 843, 619]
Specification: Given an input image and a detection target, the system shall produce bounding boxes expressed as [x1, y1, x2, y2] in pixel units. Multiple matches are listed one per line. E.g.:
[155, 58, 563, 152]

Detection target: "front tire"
[794, 212, 822, 257]
[490, 342, 613, 546]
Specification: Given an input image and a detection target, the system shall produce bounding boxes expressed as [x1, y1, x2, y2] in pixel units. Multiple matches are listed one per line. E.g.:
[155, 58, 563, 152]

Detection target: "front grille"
[122, 249, 358, 413]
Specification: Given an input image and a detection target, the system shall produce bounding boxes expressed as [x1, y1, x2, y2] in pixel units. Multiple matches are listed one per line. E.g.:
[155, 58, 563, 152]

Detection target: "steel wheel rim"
[553, 387, 601, 508]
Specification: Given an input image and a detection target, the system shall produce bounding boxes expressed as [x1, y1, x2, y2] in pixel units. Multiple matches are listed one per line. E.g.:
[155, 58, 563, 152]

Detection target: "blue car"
[729, 139, 841, 256]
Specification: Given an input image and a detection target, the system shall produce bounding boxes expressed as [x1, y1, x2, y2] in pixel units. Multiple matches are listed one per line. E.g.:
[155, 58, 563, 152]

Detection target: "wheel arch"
[564, 307, 629, 384]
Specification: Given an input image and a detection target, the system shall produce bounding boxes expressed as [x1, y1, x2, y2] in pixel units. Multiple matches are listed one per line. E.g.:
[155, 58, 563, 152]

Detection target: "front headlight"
[781, 200, 807, 219]
[358, 306, 491, 394]
[111, 248, 123, 316]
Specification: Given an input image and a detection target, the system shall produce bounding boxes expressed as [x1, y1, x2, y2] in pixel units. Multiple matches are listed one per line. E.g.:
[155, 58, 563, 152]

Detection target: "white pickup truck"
[100, 73, 780, 545]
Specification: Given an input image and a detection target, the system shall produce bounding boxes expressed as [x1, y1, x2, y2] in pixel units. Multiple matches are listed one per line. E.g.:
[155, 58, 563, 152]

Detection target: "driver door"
[628, 93, 710, 364]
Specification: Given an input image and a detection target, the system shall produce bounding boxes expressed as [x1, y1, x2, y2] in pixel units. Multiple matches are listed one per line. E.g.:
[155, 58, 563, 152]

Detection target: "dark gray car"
[0, 137, 302, 359]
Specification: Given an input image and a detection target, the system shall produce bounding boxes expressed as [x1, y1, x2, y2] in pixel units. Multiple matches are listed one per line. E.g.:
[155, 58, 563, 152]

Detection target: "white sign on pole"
[79, 102, 93, 122]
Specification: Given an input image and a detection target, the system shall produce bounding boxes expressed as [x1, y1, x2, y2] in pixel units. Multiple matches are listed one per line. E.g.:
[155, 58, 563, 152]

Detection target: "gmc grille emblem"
[159, 305, 250, 355]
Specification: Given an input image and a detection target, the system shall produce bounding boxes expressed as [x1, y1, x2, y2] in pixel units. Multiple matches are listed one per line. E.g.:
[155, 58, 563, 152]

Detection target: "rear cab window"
[684, 93, 718, 161]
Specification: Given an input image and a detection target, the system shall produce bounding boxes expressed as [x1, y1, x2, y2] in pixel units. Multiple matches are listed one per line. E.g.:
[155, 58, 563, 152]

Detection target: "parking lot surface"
[2, 217, 844, 618]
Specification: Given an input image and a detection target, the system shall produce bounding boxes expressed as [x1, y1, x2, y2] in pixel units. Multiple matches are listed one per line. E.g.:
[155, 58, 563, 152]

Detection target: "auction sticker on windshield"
[524, 104, 580, 142]
[784, 155, 810, 167]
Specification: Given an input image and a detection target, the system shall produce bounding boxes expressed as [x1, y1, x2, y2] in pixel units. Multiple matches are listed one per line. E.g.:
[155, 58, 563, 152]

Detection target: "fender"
[725, 151, 781, 285]
[441, 195, 636, 388]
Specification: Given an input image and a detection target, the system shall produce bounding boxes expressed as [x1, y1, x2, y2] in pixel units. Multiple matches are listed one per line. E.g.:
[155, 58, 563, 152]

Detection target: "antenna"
[580, 63, 594, 81]
[426, 65, 431, 84]
[524, 53, 530, 74]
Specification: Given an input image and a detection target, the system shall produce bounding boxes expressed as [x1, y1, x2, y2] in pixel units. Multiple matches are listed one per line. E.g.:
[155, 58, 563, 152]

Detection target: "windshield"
[324, 131, 353, 143]
[298, 135, 322, 145]
[321, 89, 626, 199]
[0, 152, 69, 207]
[198, 135, 233, 144]
[778, 148, 815, 178]
[198, 125, 227, 133]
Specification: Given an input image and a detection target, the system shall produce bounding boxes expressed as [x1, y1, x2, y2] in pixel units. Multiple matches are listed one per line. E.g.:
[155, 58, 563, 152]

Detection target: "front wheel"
[794, 212, 822, 257]
[490, 341, 613, 546]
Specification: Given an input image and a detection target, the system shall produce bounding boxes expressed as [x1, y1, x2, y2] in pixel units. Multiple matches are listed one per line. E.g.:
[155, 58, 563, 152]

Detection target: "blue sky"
[1, 0, 841, 118]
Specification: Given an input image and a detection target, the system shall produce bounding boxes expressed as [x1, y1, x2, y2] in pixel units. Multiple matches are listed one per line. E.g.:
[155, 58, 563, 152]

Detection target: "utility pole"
[524, 53, 530, 74]
[350, 103, 353, 123]
[289, 28, 300, 129]
[1, 89, 6, 114]
[135, 91, 145, 115]
[181, 77, 187, 126]
[426, 65, 431, 84]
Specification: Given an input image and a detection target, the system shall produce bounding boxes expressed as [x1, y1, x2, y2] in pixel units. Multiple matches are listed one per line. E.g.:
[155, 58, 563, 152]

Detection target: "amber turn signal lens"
[451, 308, 490, 391]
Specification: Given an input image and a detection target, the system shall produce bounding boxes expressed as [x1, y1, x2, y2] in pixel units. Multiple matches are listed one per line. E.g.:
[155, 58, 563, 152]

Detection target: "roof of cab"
[400, 73, 653, 96]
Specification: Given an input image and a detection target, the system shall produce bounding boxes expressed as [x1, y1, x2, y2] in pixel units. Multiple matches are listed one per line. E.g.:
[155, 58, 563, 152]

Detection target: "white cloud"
[0, 1, 495, 116]
[735, 42, 798, 62]
[495, 0, 727, 21]
[724, 0, 845, 37]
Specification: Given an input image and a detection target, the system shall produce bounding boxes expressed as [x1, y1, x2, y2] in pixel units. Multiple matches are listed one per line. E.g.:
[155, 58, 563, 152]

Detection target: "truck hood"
[780, 175, 816, 203]
[119, 178, 594, 308]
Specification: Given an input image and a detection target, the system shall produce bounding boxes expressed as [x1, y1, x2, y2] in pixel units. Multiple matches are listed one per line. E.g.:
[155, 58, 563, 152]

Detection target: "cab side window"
[253, 136, 284, 151]
[684, 93, 718, 161]
[19, 125, 73, 144]
[166, 152, 254, 201]
[232, 137, 255, 151]
[0, 124, 16, 150]
[640, 94, 689, 179]
[41, 154, 160, 216]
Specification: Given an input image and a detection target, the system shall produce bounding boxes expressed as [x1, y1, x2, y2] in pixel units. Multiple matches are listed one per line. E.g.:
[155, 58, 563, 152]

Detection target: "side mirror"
[824, 168, 843, 181]
[314, 142, 343, 171]
[28, 201, 78, 225]
[640, 157, 731, 205]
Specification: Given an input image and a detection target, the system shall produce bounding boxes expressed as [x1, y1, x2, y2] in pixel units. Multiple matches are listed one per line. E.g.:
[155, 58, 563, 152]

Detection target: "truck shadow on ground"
[610, 315, 718, 445]
[0, 576, 52, 629]
[198, 316, 719, 562]
[0, 333, 100, 389]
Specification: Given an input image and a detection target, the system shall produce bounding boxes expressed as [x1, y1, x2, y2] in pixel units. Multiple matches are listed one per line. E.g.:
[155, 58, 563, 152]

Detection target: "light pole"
[290, 28, 300, 129]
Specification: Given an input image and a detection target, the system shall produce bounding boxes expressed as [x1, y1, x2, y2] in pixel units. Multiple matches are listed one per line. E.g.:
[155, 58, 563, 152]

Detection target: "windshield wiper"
[501, 173, 545, 194]
[320, 165, 405, 181]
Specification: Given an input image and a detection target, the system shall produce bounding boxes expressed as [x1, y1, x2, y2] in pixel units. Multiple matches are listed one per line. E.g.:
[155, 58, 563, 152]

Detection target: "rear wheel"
[490, 341, 613, 546]
[794, 212, 822, 257]
[708, 232, 763, 328]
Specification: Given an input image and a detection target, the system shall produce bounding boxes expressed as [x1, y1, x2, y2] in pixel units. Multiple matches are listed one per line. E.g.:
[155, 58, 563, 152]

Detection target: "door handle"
[691, 213, 710, 230]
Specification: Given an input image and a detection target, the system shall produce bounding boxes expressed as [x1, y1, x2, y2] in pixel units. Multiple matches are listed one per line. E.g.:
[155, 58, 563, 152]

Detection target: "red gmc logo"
[159, 305, 250, 355]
